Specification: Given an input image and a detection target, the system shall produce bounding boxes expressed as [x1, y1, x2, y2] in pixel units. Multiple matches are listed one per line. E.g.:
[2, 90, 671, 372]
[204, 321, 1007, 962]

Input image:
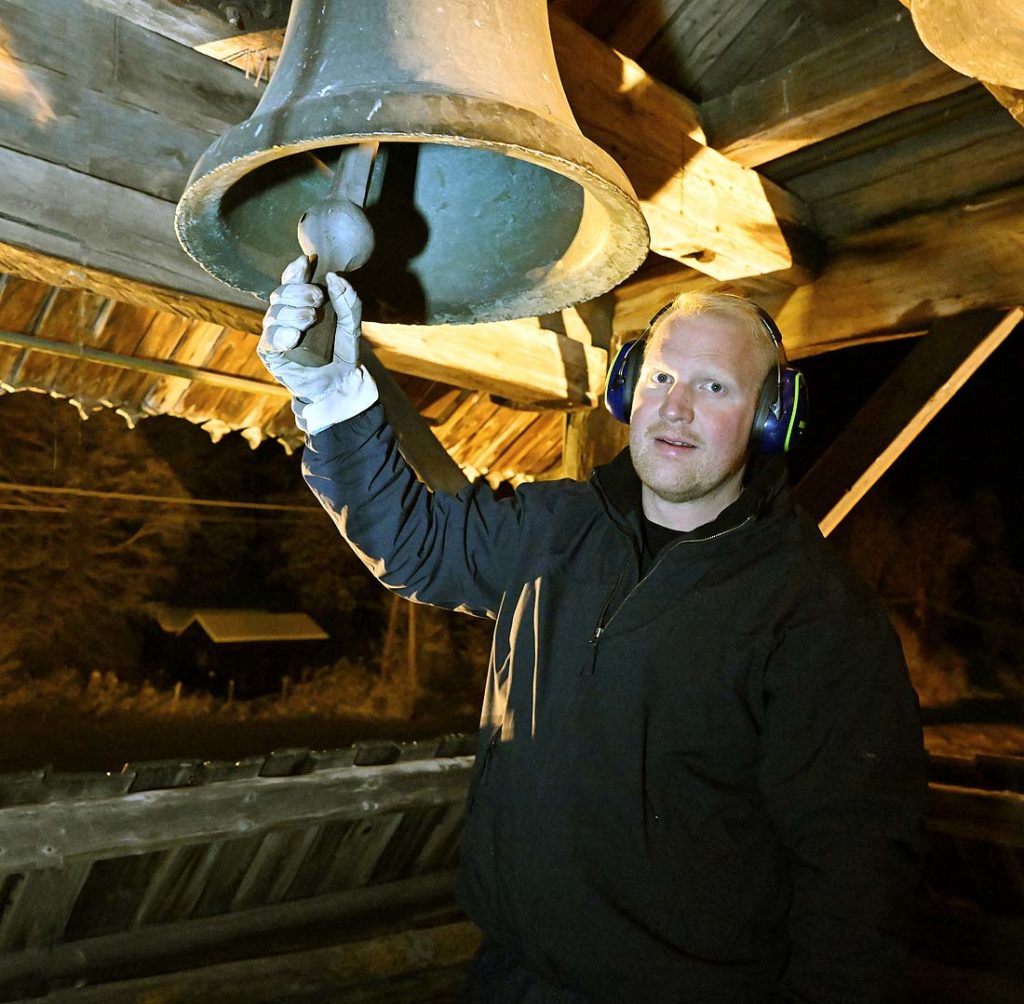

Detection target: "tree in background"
[833, 483, 1023, 703]
[0, 393, 195, 675]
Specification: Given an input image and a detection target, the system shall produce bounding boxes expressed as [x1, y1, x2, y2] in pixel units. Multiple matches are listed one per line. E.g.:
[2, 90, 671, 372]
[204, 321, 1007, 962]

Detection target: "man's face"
[628, 312, 769, 530]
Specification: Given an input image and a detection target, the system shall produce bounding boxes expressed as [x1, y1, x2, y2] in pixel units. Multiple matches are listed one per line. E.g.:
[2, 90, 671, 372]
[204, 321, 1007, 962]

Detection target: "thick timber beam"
[614, 185, 1024, 353]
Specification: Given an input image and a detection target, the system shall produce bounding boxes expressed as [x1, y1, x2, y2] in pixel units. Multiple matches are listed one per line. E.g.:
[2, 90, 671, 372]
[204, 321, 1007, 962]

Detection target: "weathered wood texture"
[615, 185, 1024, 350]
[0, 268, 582, 481]
[701, 7, 972, 167]
[0, 737, 475, 1001]
[764, 86, 1024, 238]
[0, 741, 1019, 1002]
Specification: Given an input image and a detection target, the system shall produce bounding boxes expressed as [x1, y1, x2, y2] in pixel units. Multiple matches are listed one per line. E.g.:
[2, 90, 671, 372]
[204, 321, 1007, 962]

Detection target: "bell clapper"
[285, 141, 381, 367]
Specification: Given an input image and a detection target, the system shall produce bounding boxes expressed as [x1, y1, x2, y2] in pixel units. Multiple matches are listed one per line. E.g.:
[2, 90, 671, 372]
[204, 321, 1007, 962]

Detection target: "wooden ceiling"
[0, 0, 1021, 485]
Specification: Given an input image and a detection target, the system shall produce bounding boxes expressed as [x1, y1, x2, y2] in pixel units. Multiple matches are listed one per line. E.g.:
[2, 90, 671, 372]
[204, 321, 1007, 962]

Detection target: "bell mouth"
[176, 92, 650, 325]
[213, 141, 587, 325]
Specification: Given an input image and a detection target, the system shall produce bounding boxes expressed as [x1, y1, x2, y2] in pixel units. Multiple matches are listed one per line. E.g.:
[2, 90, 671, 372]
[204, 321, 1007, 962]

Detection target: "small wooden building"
[150, 606, 330, 697]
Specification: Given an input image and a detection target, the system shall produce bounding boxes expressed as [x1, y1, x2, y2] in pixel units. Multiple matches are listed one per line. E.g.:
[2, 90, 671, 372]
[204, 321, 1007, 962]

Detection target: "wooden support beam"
[551, 13, 809, 281]
[762, 86, 1024, 239]
[362, 349, 470, 495]
[926, 782, 1024, 848]
[615, 185, 1024, 353]
[0, 242, 606, 407]
[701, 6, 973, 168]
[793, 308, 1022, 537]
[27, 920, 481, 1004]
[0, 872, 462, 998]
[0, 328, 288, 398]
[605, 1, 690, 59]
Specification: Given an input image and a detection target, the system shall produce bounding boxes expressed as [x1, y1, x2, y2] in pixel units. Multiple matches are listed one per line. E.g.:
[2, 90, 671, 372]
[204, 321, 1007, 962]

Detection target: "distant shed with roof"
[150, 606, 330, 697]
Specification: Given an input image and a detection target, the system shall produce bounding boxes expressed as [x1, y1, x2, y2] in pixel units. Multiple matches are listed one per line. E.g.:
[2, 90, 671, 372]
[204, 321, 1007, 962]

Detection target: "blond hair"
[646, 292, 779, 379]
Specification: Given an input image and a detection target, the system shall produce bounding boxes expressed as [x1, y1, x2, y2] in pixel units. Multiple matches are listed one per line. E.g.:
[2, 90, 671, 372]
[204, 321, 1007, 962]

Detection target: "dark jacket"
[304, 404, 927, 1004]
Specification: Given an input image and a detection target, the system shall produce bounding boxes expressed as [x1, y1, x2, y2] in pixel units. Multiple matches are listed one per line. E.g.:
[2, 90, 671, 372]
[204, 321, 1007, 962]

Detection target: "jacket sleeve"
[757, 573, 928, 1003]
[300, 404, 539, 617]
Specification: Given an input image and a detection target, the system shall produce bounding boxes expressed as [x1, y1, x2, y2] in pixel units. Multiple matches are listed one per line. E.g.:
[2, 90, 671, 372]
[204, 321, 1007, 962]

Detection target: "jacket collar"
[592, 446, 790, 541]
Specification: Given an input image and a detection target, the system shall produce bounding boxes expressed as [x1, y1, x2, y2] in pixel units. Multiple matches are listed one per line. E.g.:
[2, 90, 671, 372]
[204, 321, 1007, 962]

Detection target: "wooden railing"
[0, 739, 1020, 1003]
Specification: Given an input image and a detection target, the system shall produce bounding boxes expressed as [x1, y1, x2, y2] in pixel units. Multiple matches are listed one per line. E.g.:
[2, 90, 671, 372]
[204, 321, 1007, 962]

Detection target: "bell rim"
[175, 90, 651, 322]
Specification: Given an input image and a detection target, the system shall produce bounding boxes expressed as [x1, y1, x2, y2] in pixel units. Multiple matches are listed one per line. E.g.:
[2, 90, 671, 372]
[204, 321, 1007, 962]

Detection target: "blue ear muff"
[755, 366, 808, 454]
[602, 302, 809, 454]
[604, 338, 644, 424]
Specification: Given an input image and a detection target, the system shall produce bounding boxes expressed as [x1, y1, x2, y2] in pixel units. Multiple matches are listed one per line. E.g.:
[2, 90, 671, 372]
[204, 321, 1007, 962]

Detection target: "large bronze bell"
[175, 0, 649, 327]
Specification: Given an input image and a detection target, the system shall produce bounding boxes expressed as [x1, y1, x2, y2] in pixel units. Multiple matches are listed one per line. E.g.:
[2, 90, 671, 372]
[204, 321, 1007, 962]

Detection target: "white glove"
[257, 255, 379, 435]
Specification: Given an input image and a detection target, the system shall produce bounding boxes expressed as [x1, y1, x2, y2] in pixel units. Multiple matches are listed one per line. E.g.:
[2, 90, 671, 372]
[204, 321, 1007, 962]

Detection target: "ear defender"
[602, 302, 809, 454]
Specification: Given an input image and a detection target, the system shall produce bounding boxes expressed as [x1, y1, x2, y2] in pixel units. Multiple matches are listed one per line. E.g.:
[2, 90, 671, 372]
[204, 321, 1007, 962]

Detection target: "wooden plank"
[985, 82, 1024, 128]
[638, 0, 775, 100]
[14, 920, 481, 1004]
[926, 783, 1024, 849]
[0, 241, 609, 408]
[318, 815, 406, 893]
[780, 90, 1024, 239]
[0, 758, 473, 873]
[0, 871, 459, 997]
[0, 864, 90, 951]
[83, 0, 236, 49]
[794, 309, 1021, 536]
[701, 6, 972, 167]
[362, 350, 471, 495]
[229, 826, 321, 910]
[0, 149, 265, 312]
[0, 329, 288, 398]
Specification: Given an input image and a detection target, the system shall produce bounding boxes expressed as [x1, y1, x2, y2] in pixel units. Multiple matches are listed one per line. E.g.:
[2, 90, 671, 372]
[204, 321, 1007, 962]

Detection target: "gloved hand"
[257, 255, 379, 435]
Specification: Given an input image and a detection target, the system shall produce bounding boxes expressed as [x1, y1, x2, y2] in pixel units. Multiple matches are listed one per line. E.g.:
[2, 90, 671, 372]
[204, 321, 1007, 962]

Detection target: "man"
[259, 257, 927, 1003]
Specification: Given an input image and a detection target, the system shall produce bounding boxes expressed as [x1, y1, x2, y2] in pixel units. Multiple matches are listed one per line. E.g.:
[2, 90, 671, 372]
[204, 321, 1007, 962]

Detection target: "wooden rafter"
[794, 308, 1023, 537]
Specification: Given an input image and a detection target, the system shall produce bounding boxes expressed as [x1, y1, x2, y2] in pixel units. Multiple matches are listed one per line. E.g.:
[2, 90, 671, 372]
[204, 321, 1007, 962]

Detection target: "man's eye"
[705, 381, 724, 394]
[652, 372, 672, 385]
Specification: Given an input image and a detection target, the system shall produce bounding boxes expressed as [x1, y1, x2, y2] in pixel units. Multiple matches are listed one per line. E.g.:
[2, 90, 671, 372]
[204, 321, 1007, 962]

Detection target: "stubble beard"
[630, 428, 708, 504]
[629, 426, 745, 506]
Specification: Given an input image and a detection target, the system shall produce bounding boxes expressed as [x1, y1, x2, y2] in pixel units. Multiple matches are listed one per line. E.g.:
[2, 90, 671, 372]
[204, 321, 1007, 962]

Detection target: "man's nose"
[660, 383, 694, 421]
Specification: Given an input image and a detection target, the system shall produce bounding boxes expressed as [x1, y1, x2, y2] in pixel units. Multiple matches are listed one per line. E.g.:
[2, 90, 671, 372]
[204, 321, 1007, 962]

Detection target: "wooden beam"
[701, 6, 973, 167]
[761, 86, 1024, 239]
[29, 921, 481, 1004]
[551, 13, 808, 281]
[984, 82, 1024, 128]
[0, 240, 606, 407]
[615, 185, 1024, 353]
[0, 871, 460, 995]
[926, 782, 1024, 848]
[0, 757, 473, 874]
[362, 349, 470, 495]
[605, 1, 689, 58]
[0, 328, 287, 397]
[793, 308, 1022, 537]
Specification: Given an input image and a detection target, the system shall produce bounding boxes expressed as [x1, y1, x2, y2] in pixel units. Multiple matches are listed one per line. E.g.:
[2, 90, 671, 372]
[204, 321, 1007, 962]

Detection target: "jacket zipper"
[586, 515, 755, 674]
